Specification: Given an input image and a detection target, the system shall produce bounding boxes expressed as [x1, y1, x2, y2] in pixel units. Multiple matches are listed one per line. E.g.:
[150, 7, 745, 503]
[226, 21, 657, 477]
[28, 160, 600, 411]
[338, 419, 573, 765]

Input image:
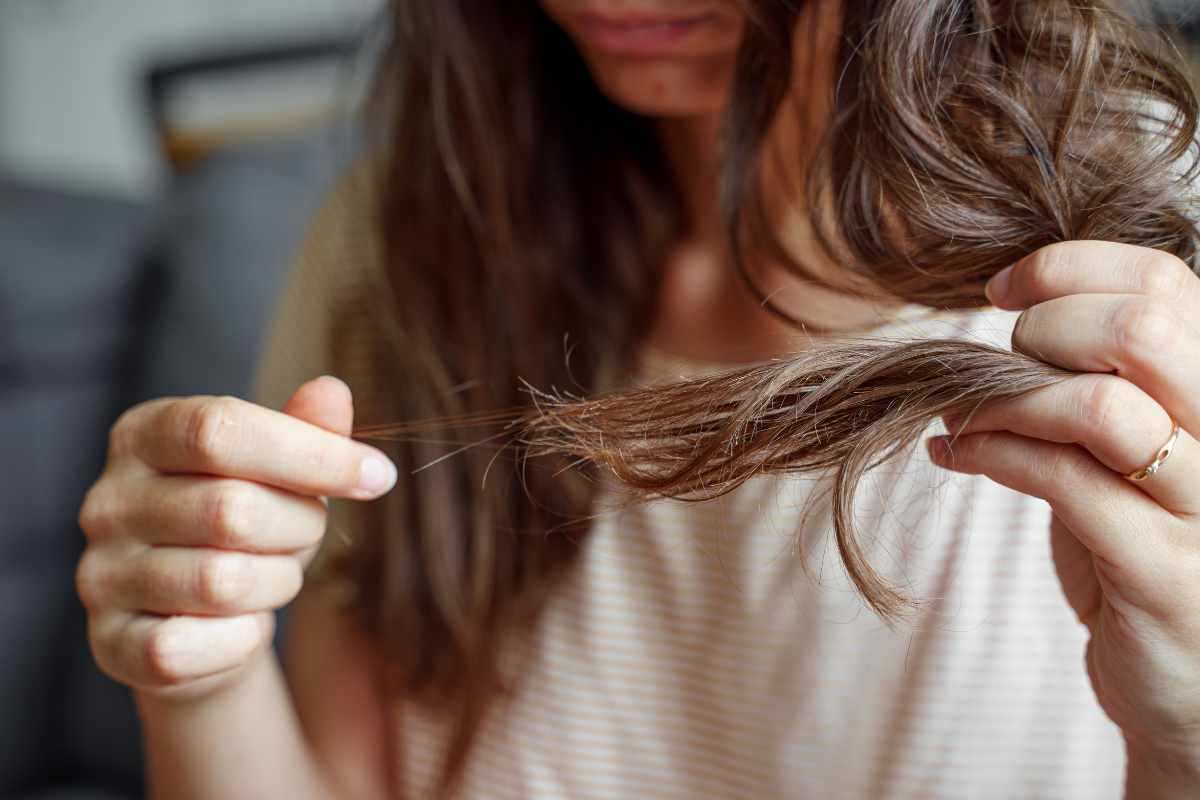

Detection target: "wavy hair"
[328, 1, 1199, 794]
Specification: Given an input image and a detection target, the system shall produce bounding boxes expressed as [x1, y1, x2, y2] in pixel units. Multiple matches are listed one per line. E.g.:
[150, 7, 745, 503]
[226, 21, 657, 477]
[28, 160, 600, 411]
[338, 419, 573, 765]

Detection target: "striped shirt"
[255, 183, 1125, 799]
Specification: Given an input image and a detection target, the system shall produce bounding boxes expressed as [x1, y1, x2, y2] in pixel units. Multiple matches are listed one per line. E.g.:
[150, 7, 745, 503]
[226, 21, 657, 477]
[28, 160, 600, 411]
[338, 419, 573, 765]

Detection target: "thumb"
[281, 375, 355, 437]
[281, 376, 359, 531]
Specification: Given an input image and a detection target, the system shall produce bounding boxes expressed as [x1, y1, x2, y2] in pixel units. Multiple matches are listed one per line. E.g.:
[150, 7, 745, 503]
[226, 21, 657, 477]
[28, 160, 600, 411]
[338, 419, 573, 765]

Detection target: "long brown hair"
[328, 0, 1198, 793]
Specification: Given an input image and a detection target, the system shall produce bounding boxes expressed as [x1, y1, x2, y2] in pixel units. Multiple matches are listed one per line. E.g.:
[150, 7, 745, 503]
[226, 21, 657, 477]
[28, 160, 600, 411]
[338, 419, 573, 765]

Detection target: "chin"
[582, 53, 736, 117]
[539, 0, 743, 118]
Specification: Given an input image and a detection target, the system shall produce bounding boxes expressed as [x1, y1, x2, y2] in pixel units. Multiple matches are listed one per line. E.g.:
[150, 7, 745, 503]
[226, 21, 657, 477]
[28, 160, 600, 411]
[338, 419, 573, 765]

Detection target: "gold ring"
[1125, 421, 1182, 482]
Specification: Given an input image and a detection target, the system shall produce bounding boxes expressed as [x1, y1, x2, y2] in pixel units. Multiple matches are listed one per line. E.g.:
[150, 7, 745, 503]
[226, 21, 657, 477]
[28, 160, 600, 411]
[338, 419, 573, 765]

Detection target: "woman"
[77, 1, 1200, 797]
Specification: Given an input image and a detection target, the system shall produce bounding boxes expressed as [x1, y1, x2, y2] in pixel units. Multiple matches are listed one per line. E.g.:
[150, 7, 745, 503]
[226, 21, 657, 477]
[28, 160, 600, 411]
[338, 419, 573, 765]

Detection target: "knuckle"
[77, 482, 117, 540]
[281, 559, 306, 603]
[195, 552, 253, 612]
[254, 613, 275, 648]
[1076, 377, 1131, 440]
[202, 482, 254, 549]
[75, 549, 109, 611]
[1112, 298, 1180, 363]
[1024, 244, 1073, 295]
[297, 498, 329, 549]
[182, 397, 240, 467]
[107, 406, 143, 460]
[142, 622, 188, 685]
[1170, 548, 1200, 615]
[108, 399, 169, 460]
[1135, 251, 1192, 296]
[85, 616, 126, 683]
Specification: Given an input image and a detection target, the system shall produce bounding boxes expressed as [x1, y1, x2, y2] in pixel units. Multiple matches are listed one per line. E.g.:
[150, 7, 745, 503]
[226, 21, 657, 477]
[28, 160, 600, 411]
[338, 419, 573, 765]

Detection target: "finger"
[83, 473, 326, 553]
[281, 375, 354, 512]
[1009, 293, 1200, 437]
[90, 610, 270, 690]
[944, 374, 1200, 516]
[113, 394, 397, 501]
[926, 432, 1188, 605]
[281, 375, 354, 437]
[985, 241, 1200, 310]
[77, 543, 303, 617]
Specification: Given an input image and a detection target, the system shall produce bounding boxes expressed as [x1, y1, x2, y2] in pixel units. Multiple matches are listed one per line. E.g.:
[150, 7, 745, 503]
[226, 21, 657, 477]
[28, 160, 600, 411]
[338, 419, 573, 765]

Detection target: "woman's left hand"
[925, 240, 1200, 793]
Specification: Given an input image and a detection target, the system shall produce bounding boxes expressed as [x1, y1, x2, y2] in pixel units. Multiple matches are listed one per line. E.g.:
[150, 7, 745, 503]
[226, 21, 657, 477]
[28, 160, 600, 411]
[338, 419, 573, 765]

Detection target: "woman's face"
[538, 1, 746, 117]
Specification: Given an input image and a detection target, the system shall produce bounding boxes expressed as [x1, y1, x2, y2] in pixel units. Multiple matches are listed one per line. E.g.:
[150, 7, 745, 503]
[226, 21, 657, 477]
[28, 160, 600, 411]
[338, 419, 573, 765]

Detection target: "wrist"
[1125, 737, 1200, 800]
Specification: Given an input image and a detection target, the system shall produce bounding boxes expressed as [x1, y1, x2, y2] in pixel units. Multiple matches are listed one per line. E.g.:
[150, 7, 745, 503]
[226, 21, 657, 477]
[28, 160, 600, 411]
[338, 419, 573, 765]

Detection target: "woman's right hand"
[76, 376, 397, 700]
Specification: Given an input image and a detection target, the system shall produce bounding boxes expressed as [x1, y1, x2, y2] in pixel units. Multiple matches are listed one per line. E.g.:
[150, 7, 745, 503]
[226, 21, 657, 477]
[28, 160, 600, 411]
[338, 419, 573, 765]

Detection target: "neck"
[648, 111, 803, 366]
[658, 114, 725, 242]
[644, 0, 914, 366]
[647, 111, 912, 367]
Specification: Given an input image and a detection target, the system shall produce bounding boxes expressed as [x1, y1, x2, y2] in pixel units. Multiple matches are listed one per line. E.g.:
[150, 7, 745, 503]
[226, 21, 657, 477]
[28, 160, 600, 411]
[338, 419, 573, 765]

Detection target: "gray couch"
[1, 177, 151, 799]
[0, 125, 353, 799]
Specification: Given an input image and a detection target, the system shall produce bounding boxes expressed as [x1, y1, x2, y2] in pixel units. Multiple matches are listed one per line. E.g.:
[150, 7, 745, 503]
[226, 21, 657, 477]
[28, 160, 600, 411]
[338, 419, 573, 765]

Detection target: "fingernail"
[984, 265, 1014, 306]
[984, 267, 1012, 309]
[317, 375, 349, 393]
[357, 454, 398, 497]
[926, 435, 952, 460]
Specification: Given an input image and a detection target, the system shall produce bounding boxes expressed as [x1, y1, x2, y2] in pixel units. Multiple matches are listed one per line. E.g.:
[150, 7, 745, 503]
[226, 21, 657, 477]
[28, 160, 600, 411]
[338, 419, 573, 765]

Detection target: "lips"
[572, 10, 718, 55]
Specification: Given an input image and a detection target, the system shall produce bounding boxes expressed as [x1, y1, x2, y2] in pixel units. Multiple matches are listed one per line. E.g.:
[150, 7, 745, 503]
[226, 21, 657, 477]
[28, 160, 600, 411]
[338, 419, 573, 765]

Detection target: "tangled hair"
[331, 0, 1198, 793]
[361, 339, 1076, 621]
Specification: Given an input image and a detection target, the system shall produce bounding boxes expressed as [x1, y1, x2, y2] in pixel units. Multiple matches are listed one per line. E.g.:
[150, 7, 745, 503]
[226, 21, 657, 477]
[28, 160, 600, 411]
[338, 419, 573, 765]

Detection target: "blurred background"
[0, 2, 1196, 799]
[1, 1, 379, 797]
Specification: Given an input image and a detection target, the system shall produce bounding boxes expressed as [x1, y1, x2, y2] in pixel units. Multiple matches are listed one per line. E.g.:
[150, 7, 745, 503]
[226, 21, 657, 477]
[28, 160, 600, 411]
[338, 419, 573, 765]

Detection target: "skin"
[79, 379, 394, 798]
[542, 0, 909, 364]
[933, 242, 1200, 795]
[75, 1, 1200, 797]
